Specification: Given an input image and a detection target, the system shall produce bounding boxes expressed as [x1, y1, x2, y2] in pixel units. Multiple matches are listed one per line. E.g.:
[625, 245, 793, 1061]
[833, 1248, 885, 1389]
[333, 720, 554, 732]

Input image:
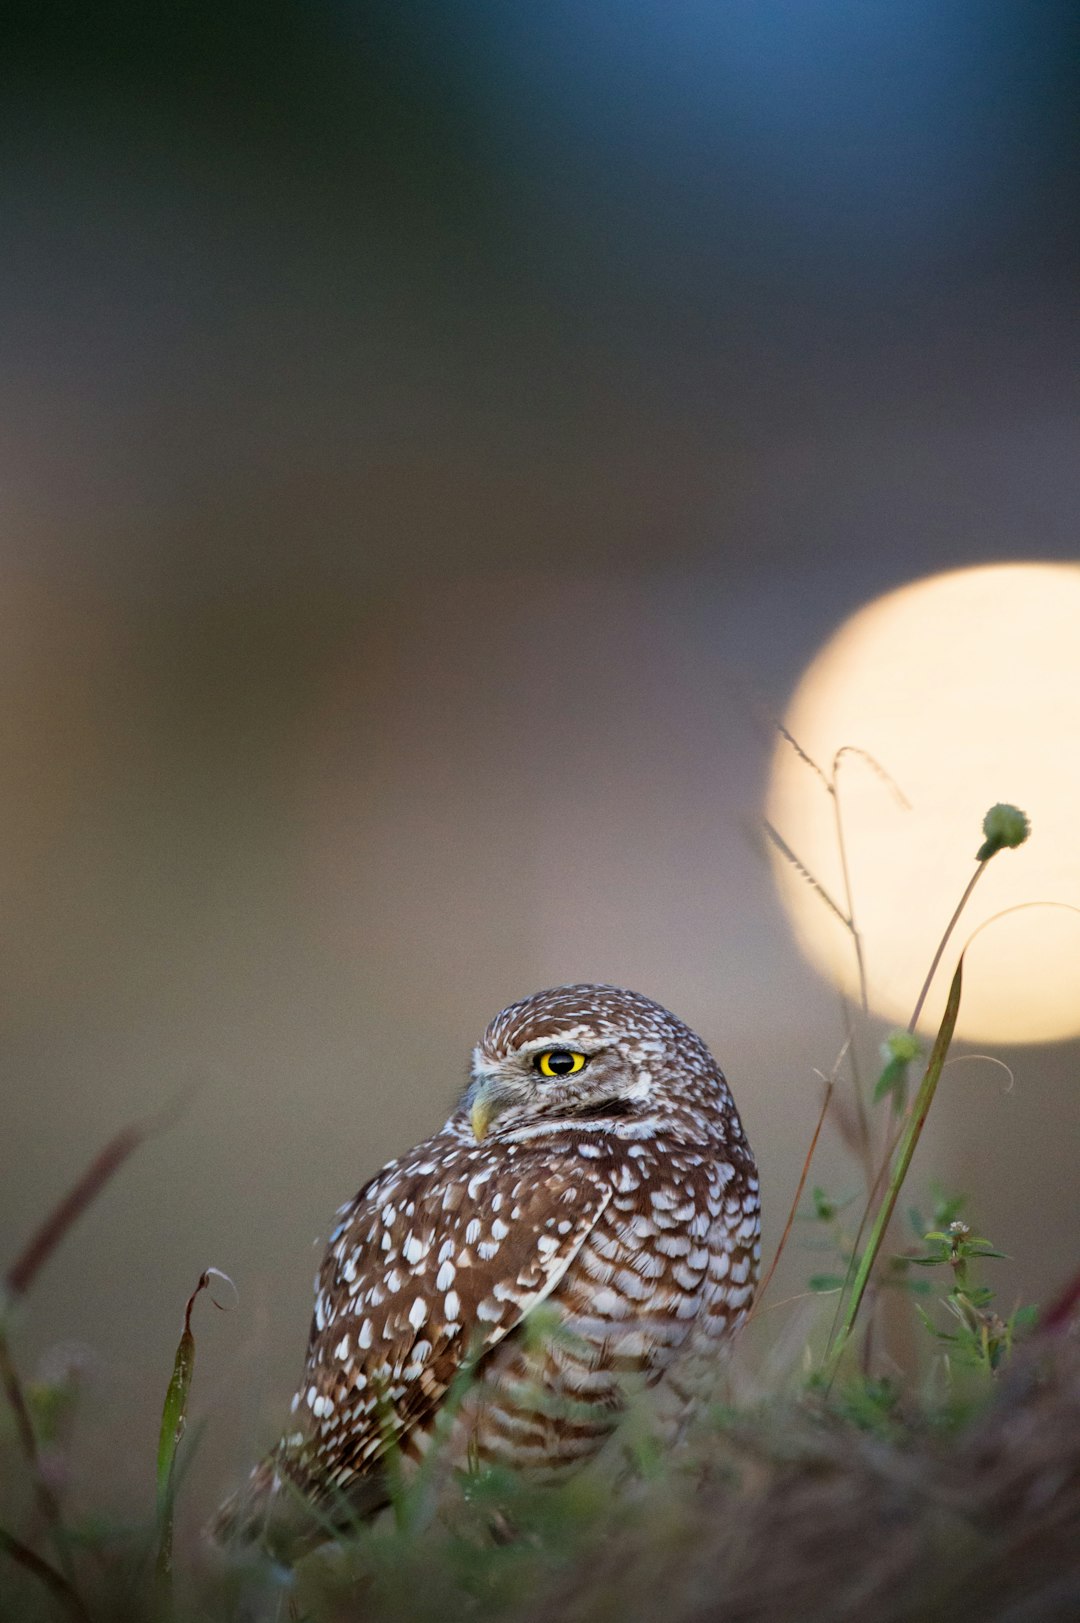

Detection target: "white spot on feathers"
[408, 1297, 428, 1330]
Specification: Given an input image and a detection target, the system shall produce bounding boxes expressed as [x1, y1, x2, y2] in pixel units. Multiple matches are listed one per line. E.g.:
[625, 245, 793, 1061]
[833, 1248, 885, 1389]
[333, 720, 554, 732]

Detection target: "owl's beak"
[470, 1078, 512, 1142]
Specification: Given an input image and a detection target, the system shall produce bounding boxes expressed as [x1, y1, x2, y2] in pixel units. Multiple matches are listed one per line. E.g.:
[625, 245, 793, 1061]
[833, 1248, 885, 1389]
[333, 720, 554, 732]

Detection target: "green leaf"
[873, 1056, 908, 1107]
[811, 1186, 836, 1222]
[874, 1032, 923, 1109]
[808, 1274, 846, 1293]
[155, 1269, 235, 1605]
[914, 1303, 938, 1336]
[931, 1190, 967, 1227]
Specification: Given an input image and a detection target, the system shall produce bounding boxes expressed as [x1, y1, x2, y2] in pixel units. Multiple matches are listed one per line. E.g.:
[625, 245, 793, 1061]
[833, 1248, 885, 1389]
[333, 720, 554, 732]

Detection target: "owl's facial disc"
[469, 1032, 648, 1141]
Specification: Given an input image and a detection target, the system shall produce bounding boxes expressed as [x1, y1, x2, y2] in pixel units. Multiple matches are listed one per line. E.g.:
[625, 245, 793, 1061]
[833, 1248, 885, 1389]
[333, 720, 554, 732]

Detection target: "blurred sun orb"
[766, 562, 1080, 1044]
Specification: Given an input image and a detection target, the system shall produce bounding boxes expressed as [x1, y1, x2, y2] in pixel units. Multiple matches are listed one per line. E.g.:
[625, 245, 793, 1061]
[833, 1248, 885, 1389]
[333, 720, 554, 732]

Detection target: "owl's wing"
[284, 1138, 613, 1500]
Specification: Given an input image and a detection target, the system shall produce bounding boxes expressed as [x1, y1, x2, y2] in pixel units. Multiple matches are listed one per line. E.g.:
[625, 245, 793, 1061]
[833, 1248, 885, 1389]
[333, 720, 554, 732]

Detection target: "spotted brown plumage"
[210, 985, 760, 1550]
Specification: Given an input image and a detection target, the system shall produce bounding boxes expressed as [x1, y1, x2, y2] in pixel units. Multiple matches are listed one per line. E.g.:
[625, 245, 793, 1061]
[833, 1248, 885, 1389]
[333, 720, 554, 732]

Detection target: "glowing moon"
[766, 562, 1080, 1044]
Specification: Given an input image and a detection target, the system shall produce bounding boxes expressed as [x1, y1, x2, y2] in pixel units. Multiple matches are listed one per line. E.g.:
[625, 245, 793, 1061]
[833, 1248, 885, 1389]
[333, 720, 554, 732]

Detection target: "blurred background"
[1, 0, 1078, 1533]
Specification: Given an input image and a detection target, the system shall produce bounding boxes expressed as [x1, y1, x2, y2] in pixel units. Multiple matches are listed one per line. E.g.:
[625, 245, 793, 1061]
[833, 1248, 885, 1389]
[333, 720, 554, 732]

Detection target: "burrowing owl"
[213, 985, 759, 1550]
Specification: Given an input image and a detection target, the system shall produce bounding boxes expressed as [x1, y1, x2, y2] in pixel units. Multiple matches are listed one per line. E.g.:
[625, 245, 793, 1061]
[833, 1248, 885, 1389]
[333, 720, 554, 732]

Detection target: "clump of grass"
[0, 1109, 180, 1621]
[759, 790, 1035, 1384]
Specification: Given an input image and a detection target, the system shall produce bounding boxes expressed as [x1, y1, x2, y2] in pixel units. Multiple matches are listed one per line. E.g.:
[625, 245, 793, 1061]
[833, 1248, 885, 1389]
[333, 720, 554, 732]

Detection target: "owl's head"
[464, 984, 730, 1145]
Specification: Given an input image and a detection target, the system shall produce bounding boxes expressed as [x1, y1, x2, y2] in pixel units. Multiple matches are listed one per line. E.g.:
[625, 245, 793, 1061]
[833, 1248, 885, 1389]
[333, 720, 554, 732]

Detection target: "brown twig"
[1038, 1262, 1080, 1337]
[1, 1096, 188, 1606]
[750, 1057, 841, 1318]
[5, 1098, 186, 1300]
[0, 1335, 73, 1577]
[0, 1525, 90, 1621]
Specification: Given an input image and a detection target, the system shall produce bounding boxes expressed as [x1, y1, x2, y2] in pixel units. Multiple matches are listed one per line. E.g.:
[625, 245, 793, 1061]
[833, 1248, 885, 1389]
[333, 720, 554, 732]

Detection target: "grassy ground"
[4, 1287, 1079, 1623]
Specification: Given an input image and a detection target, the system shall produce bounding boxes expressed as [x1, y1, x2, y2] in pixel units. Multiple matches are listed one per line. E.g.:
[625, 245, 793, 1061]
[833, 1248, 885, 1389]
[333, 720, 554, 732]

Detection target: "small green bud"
[881, 1030, 922, 1066]
[976, 803, 1030, 862]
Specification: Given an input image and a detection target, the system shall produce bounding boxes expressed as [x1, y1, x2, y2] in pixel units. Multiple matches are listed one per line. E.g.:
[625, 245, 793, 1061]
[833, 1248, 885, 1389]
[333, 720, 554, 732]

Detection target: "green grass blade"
[155, 1328, 195, 1573]
[155, 1269, 234, 1605]
[825, 957, 964, 1377]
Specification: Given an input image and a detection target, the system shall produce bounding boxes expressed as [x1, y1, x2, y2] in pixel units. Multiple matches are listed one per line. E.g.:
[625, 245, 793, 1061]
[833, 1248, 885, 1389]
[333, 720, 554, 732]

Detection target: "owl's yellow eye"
[535, 1049, 587, 1078]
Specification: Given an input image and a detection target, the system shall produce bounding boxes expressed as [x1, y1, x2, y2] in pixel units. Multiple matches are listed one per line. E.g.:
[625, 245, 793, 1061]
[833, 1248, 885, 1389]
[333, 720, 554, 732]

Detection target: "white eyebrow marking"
[513, 1032, 615, 1056]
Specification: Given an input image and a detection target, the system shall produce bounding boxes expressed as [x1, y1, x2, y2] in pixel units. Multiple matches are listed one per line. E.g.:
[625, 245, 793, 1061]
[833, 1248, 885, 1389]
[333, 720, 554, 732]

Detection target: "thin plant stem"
[0, 1525, 90, 1622]
[908, 860, 988, 1034]
[837, 992, 875, 1187]
[824, 958, 963, 1382]
[4, 1120, 152, 1299]
[830, 756, 870, 1017]
[1040, 1260, 1080, 1337]
[829, 755, 875, 1185]
[750, 1061, 840, 1318]
[0, 1104, 182, 1596]
[829, 747, 908, 1186]
[761, 821, 849, 927]
[0, 1332, 76, 1582]
[824, 1130, 893, 1357]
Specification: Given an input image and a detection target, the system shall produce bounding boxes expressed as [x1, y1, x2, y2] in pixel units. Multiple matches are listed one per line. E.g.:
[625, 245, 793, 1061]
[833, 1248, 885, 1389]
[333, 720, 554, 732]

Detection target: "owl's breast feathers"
[295, 1135, 615, 1482]
[211, 1118, 758, 1551]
